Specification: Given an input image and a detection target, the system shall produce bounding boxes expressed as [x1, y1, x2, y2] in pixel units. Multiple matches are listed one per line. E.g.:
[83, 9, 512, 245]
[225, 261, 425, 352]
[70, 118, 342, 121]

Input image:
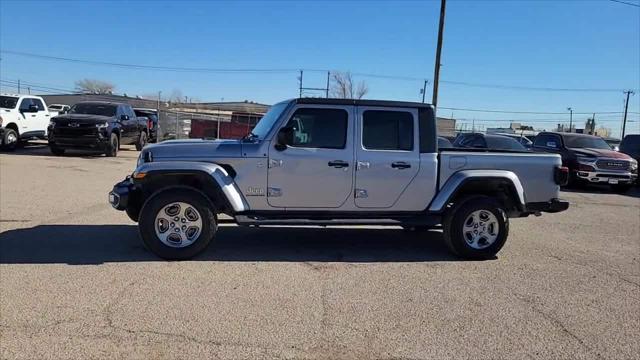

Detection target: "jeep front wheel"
[138, 188, 217, 260]
[443, 196, 509, 260]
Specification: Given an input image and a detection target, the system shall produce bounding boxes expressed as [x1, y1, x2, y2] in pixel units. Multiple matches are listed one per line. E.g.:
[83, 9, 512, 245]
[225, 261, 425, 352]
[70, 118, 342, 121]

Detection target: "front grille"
[54, 126, 98, 137]
[596, 159, 629, 171]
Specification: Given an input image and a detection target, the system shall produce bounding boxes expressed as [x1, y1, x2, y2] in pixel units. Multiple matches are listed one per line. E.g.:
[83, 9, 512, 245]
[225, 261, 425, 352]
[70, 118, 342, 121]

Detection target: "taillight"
[148, 120, 153, 129]
[554, 166, 569, 186]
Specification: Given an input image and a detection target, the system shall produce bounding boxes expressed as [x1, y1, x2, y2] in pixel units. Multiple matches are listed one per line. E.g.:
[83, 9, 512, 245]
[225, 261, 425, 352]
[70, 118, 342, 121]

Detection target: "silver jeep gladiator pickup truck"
[109, 98, 569, 260]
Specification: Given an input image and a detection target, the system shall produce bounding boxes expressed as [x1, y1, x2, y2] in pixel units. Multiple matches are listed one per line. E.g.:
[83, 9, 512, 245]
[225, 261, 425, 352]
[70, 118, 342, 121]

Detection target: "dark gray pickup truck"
[48, 101, 149, 157]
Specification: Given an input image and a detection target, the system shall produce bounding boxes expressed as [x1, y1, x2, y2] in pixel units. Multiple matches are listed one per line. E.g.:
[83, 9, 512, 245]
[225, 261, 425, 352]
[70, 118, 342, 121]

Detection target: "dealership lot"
[1, 143, 639, 359]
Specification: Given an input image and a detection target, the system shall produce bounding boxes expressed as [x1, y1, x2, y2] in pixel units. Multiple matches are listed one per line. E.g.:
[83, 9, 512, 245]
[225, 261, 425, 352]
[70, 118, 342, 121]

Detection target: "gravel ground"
[1, 142, 639, 359]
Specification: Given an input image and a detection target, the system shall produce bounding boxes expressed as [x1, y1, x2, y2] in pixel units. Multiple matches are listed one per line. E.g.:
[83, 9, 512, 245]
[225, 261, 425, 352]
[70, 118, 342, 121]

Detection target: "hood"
[143, 138, 243, 160]
[52, 114, 114, 124]
[570, 147, 633, 160]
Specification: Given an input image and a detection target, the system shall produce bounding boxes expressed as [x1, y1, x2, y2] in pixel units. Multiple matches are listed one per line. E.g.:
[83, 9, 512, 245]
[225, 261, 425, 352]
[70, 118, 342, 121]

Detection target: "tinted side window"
[534, 134, 560, 149]
[284, 108, 348, 149]
[362, 110, 413, 151]
[19, 98, 33, 111]
[32, 99, 45, 111]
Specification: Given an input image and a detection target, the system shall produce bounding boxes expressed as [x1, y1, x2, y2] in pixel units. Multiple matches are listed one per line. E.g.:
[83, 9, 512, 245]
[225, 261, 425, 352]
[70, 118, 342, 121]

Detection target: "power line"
[609, 0, 640, 8]
[2, 50, 637, 93]
[438, 106, 637, 115]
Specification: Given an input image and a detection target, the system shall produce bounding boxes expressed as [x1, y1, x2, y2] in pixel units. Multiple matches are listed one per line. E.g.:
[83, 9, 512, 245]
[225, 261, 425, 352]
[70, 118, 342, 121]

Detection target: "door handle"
[391, 161, 411, 169]
[328, 160, 349, 168]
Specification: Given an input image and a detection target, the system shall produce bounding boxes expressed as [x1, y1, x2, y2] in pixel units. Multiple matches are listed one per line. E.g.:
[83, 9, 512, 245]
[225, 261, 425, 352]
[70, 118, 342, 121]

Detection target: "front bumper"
[109, 177, 135, 210]
[575, 170, 637, 185]
[526, 199, 570, 214]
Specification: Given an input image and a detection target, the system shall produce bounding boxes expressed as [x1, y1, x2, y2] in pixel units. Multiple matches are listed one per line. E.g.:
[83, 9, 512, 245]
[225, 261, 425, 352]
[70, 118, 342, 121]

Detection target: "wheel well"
[131, 172, 231, 218]
[5, 122, 19, 134]
[448, 178, 523, 215]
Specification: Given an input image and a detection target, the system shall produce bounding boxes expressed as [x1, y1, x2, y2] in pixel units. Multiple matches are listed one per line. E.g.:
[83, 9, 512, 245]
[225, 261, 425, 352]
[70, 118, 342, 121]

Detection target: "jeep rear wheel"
[443, 196, 509, 260]
[138, 188, 217, 260]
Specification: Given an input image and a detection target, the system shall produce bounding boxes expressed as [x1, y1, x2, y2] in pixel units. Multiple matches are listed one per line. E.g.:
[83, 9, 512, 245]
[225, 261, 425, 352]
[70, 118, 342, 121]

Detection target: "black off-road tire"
[50, 146, 66, 156]
[2, 128, 18, 151]
[138, 188, 217, 260]
[135, 131, 147, 151]
[105, 133, 119, 157]
[443, 195, 509, 260]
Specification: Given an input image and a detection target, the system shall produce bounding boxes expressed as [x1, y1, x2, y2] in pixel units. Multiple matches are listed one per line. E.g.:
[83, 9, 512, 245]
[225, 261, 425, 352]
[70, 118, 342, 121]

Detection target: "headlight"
[48, 121, 56, 128]
[630, 159, 638, 172]
[96, 121, 109, 129]
[576, 154, 597, 163]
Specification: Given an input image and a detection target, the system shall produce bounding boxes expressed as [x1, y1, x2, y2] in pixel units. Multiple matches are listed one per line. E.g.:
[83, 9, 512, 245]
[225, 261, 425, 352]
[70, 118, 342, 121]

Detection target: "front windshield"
[0, 96, 19, 109]
[69, 103, 117, 117]
[249, 101, 290, 139]
[564, 136, 611, 150]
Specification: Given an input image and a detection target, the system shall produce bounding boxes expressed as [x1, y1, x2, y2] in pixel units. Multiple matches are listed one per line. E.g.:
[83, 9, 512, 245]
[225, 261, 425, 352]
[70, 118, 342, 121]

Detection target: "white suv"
[0, 94, 52, 150]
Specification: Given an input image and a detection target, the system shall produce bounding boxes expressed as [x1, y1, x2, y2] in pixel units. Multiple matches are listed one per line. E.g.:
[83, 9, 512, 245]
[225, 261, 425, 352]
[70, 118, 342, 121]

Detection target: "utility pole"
[17, 79, 20, 94]
[567, 107, 573, 133]
[326, 71, 330, 98]
[431, 0, 446, 107]
[421, 80, 428, 103]
[621, 90, 634, 139]
[298, 70, 303, 98]
[157, 91, 162, 114]
[27, 87, 31, 95]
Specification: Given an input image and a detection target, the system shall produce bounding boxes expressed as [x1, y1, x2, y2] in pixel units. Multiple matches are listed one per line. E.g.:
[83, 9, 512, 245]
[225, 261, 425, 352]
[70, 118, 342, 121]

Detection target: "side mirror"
[120, 115, 129, 121]
[275, 126, 294, 151]
[25, 104, 39, 113]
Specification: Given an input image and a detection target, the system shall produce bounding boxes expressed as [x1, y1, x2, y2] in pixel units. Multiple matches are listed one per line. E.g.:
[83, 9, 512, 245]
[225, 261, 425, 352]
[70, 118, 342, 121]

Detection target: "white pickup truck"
[0, 93, 52, 150]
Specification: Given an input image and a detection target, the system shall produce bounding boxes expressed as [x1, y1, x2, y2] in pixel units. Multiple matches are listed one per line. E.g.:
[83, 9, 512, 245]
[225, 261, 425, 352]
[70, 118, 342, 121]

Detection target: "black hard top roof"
[293, 98, 433, 109]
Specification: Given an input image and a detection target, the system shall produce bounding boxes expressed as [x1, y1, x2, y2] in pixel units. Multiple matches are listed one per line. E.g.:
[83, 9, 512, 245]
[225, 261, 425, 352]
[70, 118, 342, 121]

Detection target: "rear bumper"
[526, 199, 570, 214]
[109, 177, 135, 210]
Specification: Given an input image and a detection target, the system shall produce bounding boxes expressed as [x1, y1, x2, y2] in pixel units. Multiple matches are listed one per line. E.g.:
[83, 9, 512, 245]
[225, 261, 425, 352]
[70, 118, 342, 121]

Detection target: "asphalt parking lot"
[1, 142, 639, 359]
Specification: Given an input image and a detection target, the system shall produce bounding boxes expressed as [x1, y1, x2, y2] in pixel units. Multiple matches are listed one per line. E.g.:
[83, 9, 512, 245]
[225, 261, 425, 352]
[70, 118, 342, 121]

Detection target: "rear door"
[267, 105, 354, 208]
[354, 107, 420, 208]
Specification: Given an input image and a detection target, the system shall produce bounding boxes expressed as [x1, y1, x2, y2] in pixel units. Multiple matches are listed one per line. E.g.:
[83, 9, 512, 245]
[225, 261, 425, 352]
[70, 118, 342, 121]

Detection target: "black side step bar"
[234, 215, 440, 227]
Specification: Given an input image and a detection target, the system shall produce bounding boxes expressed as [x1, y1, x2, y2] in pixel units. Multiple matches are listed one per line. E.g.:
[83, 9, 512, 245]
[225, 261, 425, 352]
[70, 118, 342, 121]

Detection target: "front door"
[354, 107, 420, 208]
[18, 98, 49, 135]
[267, 105, 354, 208]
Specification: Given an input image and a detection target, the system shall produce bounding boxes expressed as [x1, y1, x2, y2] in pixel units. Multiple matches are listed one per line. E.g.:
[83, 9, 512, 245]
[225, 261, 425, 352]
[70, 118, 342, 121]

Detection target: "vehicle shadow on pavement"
[562, 185, 640, 198]
[0, 142, 139, 158]
[0, 224, 461, 265]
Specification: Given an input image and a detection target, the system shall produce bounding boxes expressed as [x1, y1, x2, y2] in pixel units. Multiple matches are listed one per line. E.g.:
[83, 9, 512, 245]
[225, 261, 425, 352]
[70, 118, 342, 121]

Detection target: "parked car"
[109, 98, 568, 260]
[48, 101, 149, 157]
[493, 133, 533, 149]
[532, 132, 638, 191]
[453, 133, 528, 151]
[0, 94, 52, 150]
[437, 136, 453, 148]
[48, 104, 71, 115]
[134, 108, 160, 143]
[619, 134, 640, 184]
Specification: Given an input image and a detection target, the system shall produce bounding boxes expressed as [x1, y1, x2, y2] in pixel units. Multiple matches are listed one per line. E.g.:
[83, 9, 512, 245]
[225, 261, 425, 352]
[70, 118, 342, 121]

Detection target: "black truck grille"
[596, 159, 629, 171]
[54, 125, 98, 137]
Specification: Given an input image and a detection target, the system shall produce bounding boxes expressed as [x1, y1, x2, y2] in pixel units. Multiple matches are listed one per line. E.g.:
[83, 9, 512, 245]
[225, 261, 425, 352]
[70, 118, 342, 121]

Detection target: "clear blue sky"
[1, 0, 639, 136]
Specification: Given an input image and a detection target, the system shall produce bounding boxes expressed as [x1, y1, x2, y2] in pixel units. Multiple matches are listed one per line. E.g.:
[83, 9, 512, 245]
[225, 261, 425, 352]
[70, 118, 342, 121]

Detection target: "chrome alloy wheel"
[6, 132, 17, 144]
[462, 210, 499, 250]
[154, 202, 202, 248]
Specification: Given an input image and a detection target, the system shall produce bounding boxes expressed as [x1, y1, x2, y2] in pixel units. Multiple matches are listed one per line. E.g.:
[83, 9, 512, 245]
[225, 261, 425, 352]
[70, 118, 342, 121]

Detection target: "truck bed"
[438, 150, 562, 203]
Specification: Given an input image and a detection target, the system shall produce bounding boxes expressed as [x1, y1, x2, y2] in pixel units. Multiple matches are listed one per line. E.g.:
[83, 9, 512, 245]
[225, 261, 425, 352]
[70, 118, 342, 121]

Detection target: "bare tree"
[74, 79, 115, 94]
[330, 72, 368, 99]
[168, 89, 183, 103]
